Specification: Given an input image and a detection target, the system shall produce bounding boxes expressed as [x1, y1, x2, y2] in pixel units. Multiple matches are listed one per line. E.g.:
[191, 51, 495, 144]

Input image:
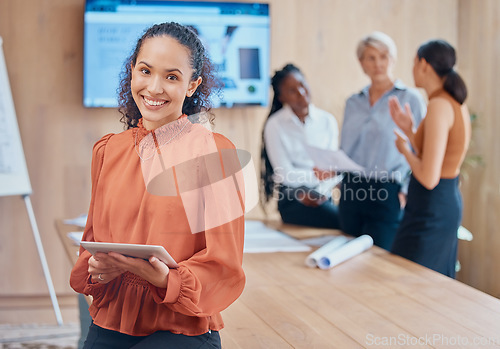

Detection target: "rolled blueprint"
[305, 235, 350, 268]
[317, 235, 374, 270]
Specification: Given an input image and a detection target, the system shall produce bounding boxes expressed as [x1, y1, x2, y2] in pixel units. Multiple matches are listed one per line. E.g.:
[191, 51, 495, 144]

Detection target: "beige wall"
[457, 0, 500, 297]
[0, 0, 497, 299]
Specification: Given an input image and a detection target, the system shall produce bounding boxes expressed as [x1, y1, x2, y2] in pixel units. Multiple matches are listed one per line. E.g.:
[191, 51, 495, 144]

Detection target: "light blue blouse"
[340, 80, 426, 189]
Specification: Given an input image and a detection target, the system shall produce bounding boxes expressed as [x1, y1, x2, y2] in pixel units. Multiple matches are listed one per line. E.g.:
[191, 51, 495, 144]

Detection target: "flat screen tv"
[83, 0, 270, 108]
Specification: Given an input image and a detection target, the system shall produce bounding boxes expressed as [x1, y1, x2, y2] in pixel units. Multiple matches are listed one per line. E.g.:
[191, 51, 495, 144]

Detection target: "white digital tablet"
[80, 241, 178, 268]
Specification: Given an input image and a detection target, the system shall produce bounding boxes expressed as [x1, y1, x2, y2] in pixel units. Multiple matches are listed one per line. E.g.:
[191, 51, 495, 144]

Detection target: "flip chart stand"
[23, 194, 63, 326]
[0, 36, 63, 325]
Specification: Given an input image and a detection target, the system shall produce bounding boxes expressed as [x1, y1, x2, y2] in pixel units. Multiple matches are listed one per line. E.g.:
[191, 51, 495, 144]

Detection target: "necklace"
[134, 119, 190, 161]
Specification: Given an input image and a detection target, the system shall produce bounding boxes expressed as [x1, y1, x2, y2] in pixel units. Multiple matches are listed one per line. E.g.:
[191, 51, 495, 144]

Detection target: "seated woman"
[261, 63, 340, 229]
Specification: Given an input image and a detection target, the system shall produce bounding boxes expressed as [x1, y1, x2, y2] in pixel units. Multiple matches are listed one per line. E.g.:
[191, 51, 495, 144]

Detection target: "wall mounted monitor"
[83, 0, 270, 108]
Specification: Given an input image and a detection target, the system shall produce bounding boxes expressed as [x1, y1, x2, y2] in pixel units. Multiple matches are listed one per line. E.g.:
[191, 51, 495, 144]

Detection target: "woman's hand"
[389, 96, 414, 137]
[394, 129, 410, 155]
[102, 252, 170, 289]
[88, 253, 125, 284]
[313, 167, 336, 181]
[297, 192, 325, 207]
[398, 192, 407, 209]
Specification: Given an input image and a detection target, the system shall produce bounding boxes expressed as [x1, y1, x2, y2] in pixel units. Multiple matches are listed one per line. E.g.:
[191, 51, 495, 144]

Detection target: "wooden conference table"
[56, 220, 500, 348]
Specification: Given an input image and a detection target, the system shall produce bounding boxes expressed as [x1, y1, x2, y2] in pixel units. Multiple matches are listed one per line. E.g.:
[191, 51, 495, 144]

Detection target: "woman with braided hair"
[261, 63, 341, 229]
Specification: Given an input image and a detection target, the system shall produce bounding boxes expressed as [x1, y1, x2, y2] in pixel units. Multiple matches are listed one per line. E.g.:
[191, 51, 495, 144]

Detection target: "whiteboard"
[0, 36, 32, 196]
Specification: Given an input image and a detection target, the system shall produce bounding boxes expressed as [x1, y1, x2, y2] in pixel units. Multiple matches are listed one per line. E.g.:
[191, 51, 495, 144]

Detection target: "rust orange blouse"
[414, 89, 471, 178]
[70, 118, 246, 336]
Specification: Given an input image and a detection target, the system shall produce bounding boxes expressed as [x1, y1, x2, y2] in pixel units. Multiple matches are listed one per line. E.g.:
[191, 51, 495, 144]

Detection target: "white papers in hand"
[305, 145, 364, 172]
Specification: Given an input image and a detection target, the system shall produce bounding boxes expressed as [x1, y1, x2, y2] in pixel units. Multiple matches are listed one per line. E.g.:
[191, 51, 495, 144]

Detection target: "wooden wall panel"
[1, 0, 496, 302]
[457, 0, 500, 297]
[0, 0, 122, 296]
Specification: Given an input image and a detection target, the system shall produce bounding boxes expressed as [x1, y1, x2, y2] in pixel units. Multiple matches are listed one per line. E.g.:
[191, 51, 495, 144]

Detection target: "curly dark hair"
[260, 63, 302, 204]
[117, 22, 220, 129]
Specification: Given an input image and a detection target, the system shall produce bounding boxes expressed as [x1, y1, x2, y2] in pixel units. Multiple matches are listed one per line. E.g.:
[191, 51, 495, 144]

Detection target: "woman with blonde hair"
[339, 31, 426, 250]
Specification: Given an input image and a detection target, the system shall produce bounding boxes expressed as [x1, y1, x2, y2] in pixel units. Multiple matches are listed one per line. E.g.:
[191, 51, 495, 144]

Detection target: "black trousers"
[83, 323, 221, 349]
[277, 186, 340, 229]
[338, 175, 402, 250]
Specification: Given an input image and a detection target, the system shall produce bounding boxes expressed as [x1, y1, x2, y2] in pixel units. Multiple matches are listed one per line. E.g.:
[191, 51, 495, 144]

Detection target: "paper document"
[305, 234, 373, 269]
[305, 145, 364, 172]
[67, 231, 84, 246]
[63, 214, 88, 227]
[305, 235, 350, 267]
[244, 220, 311, 253]
[301, 235, 339, 247]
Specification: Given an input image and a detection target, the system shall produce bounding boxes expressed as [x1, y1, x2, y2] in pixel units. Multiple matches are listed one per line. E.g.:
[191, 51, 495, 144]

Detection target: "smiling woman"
[70, 22, 246, 349]
[130, 35, 201, 130]
[117, 23, 218, 130]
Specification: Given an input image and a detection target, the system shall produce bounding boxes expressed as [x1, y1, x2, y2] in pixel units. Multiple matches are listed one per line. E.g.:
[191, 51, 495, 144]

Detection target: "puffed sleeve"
[148, 133, 246, 317]
[69, 134, 115, 302]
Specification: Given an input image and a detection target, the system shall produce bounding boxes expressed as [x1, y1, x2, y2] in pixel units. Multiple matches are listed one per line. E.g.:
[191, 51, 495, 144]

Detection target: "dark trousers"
[83, 323, 221, 349]
[78, 294, 92, 349]
[338, 176, 402, 250]
[277, 187, 340, 229]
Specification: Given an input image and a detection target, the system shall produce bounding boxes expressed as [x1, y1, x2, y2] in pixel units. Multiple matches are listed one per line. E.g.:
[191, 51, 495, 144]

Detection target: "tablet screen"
[80, 241, 178, 268]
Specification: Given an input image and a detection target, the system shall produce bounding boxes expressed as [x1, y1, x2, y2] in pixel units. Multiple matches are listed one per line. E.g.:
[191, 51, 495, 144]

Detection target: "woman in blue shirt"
[339, 32, 426, 250]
